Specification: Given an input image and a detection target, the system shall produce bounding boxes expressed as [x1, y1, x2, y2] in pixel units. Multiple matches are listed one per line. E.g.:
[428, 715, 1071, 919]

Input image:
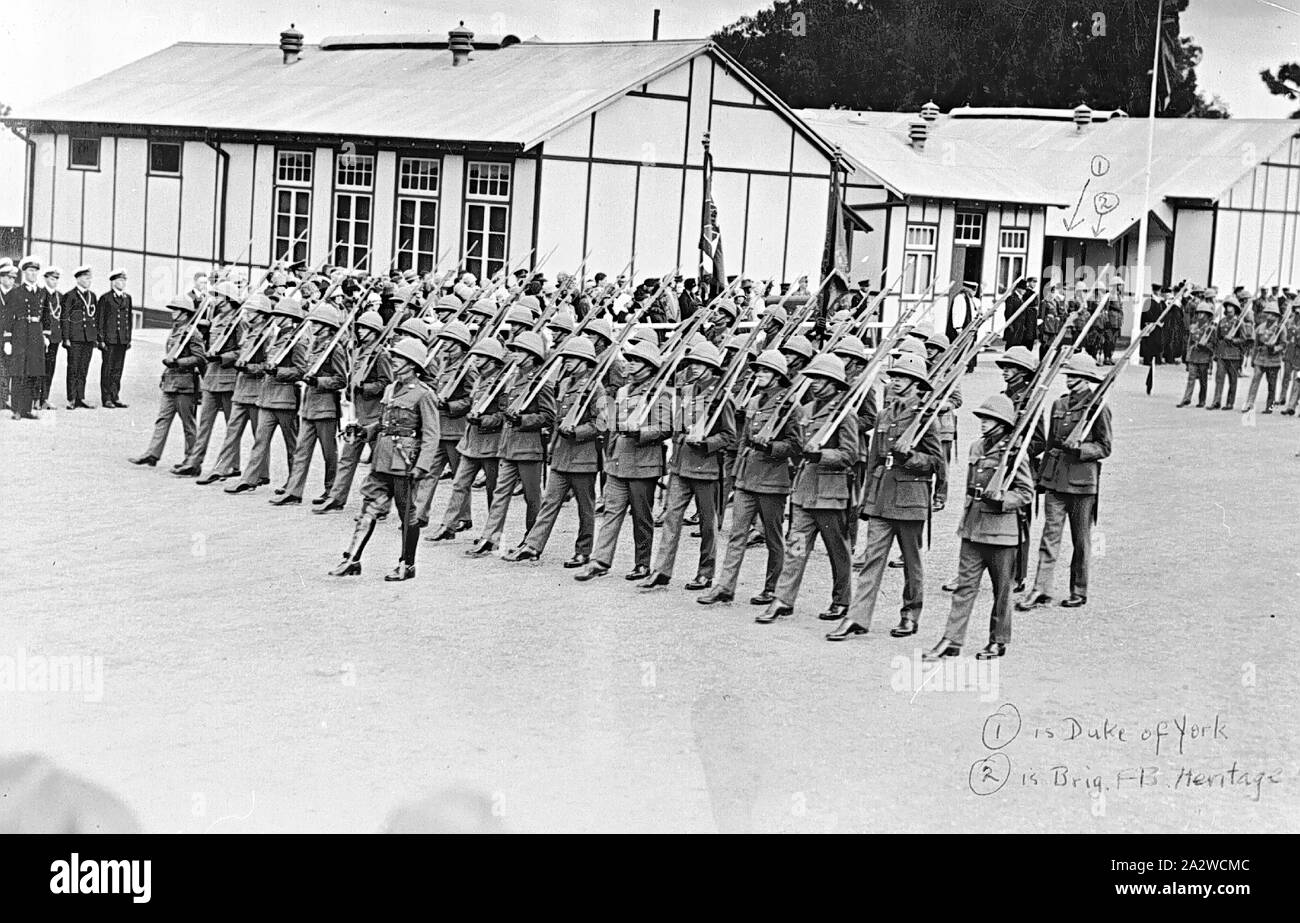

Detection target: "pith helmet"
[629, 323, 658, 345]
[243, 293, 274, 314]
[468, 299, 497, 318]
[624, 339, 663, 370]
[780, 334, 816, 362]
[437, 320, 473, 348]
[559, 335, 597, 363]
[762, 305, 788, 327]
[398, 317, 432, 344]
[973, 393, 1016, 428]
[1261, 299, 1281, 317]
[684, 340, 723, 369]
[167, 295, 197, 314]
[751, 348, 790, 380]
[586, 316, 615, 344]
[892, 337, 928, 358]
[996, 346, 1036, 373]
[515, 294, 542, 314]
[469, 337, 507, 363]
[435, 294, 463, 313]
[215, 280, 243, 302]
[1062, 353, 1104, 383]
[832, 335, 869, 364]
[356, 310, 385, 334]
[801, 353, 848, 387]
[308, 304, 344, 329]
[390, 336, 428, 369]
[509, 330, 547, 362]
[272, 298, 304, 320]
[887, 351, 931, 388]
[925, 332, 951, 351]
[505, 304, 535, 327]
[546, 310, 576, 335]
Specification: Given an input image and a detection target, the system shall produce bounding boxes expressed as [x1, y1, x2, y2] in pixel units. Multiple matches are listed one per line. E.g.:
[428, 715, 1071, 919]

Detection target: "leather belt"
[384, 428, 418, 438]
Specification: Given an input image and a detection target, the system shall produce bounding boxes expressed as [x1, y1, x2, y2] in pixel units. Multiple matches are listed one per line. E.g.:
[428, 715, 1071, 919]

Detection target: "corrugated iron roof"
[801, 108, 1299, 241]
[12, 39, 712, 150]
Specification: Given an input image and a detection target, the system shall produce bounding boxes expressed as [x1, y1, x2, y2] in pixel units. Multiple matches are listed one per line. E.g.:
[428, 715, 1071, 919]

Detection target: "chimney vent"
[449, 21, 474, 66]
[908, 120, 928, 151]
[1073, 102, 1092, 131]
[920, 101, 940, 121]
[280, 23, 304, 65]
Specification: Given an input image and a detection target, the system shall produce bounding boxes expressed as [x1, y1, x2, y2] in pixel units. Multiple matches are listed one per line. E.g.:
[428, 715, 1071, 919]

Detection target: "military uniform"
[138, 317, 206, 460]
[1179, 313, 1215, 406]
[97, 287, 133, 406]
[585, 379, 673, 573]
[1026, 381, 1112, 606]
[325, 345, 393, 507]
[478, 363, 557, 546]
[61, 284, 98, 407]
[437, 362, 506, 531]
[208, 316, 263, 481]
[1279, 312, 1300, 412]
[647, 379, 736, 585]
[1242, 310, 1283, 413]
[708, 382, 802, 601]
[931, 423, 1036, 656]
[844, 387, 942, 633]
[769, 394, 859, 615]
[518, 366, 609, 559]
[281, 329, 347, 500]
[1209, 312, 1250, 410]
[181, 306, 240, 472]
[414, 352, 474, 521]
[2, 280, 47, 417]
[233, 323, 301, 489]
[39, 278, 62, 406]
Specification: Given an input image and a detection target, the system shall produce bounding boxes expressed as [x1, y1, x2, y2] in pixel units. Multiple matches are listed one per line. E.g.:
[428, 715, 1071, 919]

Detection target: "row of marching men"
[127, 260, 1118, 660]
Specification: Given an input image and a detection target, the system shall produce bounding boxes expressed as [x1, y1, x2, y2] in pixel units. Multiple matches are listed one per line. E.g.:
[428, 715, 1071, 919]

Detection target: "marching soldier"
[1100, 284, 1125, 365]
[923, 394, 1036, 662]
[779, 334, 816, 379]
[923, 332, 960, 511]
[640, 340, 735, 591]
[97, 268, 133, 408]
[503, 336, 608, 565]
[328, 337, 440, 581]
[199, 293, 273, 485]
[1177, 300, 1215, 407]
[1279, 303, 1300, 414]
[698, 349, 801, 607]
[272, 304, 348, 505]
[315, 309, 393, 512]
[176, 282, 241, 477]
[1208, 300, 1249, 410]
[61, 266, 98, 409]
[467, 330, 556, 555]
[224, 298, 305, 494]
[412, 320, 476, 513]
[127, 296, 206, 465]
[574, 339, 673, 582]
[825, 351, 940, 641]
[831, 334, 877, 547]
[39, 266, 62, 409]
[427, 338, 508, 541]
[758, 353, 858, 625]
[1017, 353, 1111, 611]
[1242, 299, 1283, 414]
[2, 257, 48, 420]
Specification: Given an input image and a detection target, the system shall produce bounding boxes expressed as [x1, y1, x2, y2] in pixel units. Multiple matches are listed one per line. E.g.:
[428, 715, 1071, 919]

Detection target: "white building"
[804, 106, 1300, 332]
[3, 25, 840, 322]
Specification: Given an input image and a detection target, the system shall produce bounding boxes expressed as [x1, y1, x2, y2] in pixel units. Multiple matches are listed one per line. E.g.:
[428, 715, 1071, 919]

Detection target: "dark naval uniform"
[97, 288, 133, 406]
[2, 281, 48, 417]
[61, 286, 98, 407]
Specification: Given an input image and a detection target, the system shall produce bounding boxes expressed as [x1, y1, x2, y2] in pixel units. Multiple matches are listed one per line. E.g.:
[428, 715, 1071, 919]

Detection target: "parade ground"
[2, 331, 1297, 834]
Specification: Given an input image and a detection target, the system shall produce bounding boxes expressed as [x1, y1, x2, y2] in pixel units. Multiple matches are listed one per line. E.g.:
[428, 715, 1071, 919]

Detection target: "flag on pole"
[699, 132, 725, 301]
[818, 148, 851, 342]
[1152, 0, 1181, 113]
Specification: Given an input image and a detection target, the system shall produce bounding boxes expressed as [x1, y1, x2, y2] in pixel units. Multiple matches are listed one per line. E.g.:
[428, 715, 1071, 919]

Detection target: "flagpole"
[700, 131, 711, 300]
[1131, 0, 1164, 345]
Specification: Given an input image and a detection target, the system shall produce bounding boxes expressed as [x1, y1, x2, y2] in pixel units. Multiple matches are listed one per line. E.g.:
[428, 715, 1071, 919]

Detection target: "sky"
[1, 0, 1296, 224]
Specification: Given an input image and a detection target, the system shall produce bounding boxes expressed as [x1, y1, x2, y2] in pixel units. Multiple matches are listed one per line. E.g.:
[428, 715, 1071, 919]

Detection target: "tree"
[713, 0, 1228, 117]
[1260, 63, 1300, 118]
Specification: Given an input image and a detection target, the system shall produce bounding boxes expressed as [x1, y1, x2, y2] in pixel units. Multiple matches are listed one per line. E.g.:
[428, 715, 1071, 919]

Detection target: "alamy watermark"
[0, 647, 104, 702]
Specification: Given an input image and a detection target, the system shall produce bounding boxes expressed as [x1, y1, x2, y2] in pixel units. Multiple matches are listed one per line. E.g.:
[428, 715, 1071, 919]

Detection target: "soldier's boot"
[329, 514, 376, 577]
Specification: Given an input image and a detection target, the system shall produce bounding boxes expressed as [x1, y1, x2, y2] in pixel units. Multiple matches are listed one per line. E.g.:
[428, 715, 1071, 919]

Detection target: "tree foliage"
[1260, 62, 1300, 118]
[713, 0, 1228, 117]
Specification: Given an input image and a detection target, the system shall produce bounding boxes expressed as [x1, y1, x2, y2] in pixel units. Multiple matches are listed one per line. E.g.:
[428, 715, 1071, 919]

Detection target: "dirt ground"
[2, 331, 1297, 833]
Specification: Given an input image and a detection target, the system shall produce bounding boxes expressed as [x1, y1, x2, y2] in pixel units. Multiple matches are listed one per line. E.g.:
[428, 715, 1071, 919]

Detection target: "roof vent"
[280, 23, 304, 65]
[1073, 102, 1092, 131]
[908, 120, 928, 151]
[920, 101, 940, 121]
[449, 21, 474, 66]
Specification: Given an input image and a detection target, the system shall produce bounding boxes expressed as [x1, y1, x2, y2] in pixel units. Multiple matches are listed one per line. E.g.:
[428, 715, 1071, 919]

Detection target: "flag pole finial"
[701, 131, 711, 151]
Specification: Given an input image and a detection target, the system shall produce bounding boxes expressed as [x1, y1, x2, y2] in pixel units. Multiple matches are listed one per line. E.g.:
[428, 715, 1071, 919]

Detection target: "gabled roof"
[800, 108, 1299, 242]
[10, 38, 838, 159]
